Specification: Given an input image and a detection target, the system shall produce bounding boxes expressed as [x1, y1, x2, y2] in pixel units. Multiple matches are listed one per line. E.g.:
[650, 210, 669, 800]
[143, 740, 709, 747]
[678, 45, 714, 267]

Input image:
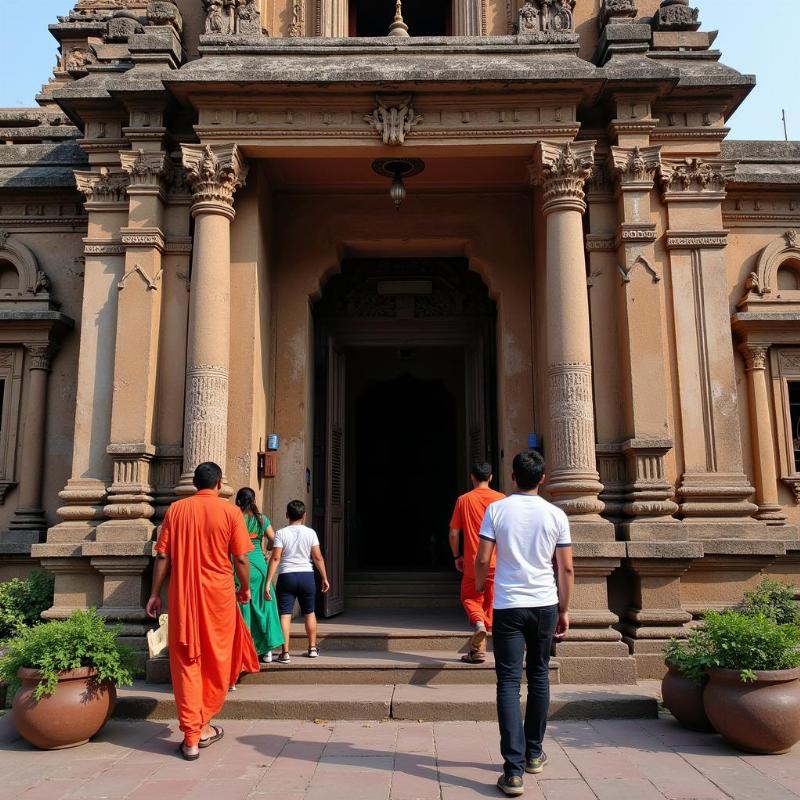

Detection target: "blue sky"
[0, 0, 797, 141]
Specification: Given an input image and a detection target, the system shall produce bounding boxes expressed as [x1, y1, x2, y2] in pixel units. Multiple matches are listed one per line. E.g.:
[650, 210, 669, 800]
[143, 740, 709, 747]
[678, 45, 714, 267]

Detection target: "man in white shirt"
[475, 450, 574, 797]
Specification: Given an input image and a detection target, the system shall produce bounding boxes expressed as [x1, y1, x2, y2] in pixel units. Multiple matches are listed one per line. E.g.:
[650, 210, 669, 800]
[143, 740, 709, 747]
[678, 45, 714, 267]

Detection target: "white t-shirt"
[479, 493, 572, 610]
[273, 524, 320, 574]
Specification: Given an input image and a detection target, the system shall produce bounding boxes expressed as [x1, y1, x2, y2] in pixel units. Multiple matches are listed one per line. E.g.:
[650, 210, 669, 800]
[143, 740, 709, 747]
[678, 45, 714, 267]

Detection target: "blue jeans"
[493, 604, 559, 777]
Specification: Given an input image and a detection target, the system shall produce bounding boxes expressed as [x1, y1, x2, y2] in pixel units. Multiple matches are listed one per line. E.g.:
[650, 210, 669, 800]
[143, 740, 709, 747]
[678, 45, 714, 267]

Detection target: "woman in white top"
[266, 499, 330, 662]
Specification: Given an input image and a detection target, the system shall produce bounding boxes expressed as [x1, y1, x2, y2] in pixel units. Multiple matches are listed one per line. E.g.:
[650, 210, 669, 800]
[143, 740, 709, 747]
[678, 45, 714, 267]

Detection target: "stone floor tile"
[587, 777, 665, 800]
[389, 752, 441, 799]
[13, 781, 77, 800]
[538, 778, 598, 800]
[124, 779, 201, 800]
[305, 768, 392, 800]
[396, 722, 435, 755]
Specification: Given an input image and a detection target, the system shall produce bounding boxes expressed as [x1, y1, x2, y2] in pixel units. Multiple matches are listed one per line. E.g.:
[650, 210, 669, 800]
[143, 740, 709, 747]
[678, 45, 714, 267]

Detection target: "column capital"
[181, 143, 249, 216]
[120, 149, 169, 191]
[658, 157, 735, 200]
[529, 141, 596, 214]
[74, 167, 129, 207]
[24, 343, 56, 372]
[608, 145, 661, 190]
[739, 342, 769, 372]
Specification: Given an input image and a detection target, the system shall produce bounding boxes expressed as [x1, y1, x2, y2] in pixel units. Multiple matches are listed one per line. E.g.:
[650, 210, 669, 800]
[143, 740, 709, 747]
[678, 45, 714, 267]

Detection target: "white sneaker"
[261, 651, 273, 664]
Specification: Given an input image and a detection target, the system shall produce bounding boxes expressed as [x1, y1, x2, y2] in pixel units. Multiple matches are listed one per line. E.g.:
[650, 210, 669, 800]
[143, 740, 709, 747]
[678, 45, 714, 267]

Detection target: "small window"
[790, 381, 800, 472]
[0, 260, 19, 291]
[778, 261, 800, 291]
[350, 0, 451, 36]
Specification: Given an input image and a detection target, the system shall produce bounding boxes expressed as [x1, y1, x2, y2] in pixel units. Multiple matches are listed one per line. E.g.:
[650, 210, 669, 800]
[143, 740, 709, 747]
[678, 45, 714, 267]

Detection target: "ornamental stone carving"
[549, 363, 596, 473]
[65, 47, 95, 73]
[364, 96, 423, 146]
[120, 149, 169, 189]
[516, 0, 576, 34]
[25, 344, 55, 372]
[601, 0, 637, 27]
[659, 158, 734, 195]
[204, 0, 264, 35]
[654, 0, 700, 31]
[181, 144, 248, 209]
[106, 13, 142, 41]
[609, 145, 661, 187]
[529, 141, 596, 212]
[288, 0, 305, 36]
[147, 1, 183, 33]
[74, 168, 129, 204]
[184, 365, 229, 471]
[741, 344, 769, 372]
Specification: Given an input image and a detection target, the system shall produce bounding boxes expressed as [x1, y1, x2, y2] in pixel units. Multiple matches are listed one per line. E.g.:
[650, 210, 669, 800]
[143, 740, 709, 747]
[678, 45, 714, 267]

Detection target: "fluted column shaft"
[741, 344, 785, 523]
[531, 142, 611, 539]
[178, 144, 248, 492]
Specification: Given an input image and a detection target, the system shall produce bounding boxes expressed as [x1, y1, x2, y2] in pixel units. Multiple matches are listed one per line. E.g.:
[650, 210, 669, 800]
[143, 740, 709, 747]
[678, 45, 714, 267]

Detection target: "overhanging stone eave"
[732, 311, 800, 341]
[0, 167, 87, 192]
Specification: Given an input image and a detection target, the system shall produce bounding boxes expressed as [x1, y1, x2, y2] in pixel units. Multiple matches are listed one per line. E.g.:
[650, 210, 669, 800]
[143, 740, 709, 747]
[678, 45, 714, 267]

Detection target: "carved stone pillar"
[740, 343, 786, 523]
[608, 146, 683, 540]
[453, 0, 482, 35]
[317, 0, 348, 36]
[177, 143, 248, 493]
[659, 160, 763, 538]
[530, 142, 613, 541]
[7, 345, 55, 542]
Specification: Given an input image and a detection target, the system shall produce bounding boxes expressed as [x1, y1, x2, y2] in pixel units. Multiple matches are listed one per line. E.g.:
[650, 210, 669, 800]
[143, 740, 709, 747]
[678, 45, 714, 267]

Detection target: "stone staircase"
[344, 571, 462, 609]
[136, 608, 659, 721]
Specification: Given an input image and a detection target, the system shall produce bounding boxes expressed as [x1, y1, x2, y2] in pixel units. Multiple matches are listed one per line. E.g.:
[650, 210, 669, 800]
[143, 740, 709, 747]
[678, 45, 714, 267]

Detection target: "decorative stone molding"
[740, 343, 769, 372]
[0, 236, 55, 304]
[183, 365, 230, 473]
[784, 478, 800, 506]
[549, 362, 596, 474]
[586, 234, 616, 252]
[117, 264, 162, 292]
[516, 0, 576, 34]
[609, 145, 661, 188]
[617, 224, 658, 246]
[181, 144, 248, 211]
[618, 255, 660, 284]
[621, 439, 679, 519]
[24, 344, 55, 372]
[120, 228, 166, 250]
[738, 231, 800, 310]
[364, 96, 423, 146]
[84, 242, 126, 256]
[530, 141, 596, 213]
[147, 1, 183, 33]
[288, 0, 305, 36]
[74, 168, 129, 205]
[658, 158, 734, 197]
[204, 0, 264, 35]
[601, 0, 637, 27]
[120, 149, 169, 189]
[653, 0, 700, 31]
[666, 231, 729, 249]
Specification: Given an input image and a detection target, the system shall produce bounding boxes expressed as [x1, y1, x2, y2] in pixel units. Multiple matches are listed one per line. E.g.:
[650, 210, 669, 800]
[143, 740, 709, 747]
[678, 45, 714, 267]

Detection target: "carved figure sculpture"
[517, 1, 540, 34]
[204, 0, 229, 33]
[32, 270, 52, 296]
[235, 0, 263, 35]
[514, 0, 575, 34]
[364, 96, 423, 146]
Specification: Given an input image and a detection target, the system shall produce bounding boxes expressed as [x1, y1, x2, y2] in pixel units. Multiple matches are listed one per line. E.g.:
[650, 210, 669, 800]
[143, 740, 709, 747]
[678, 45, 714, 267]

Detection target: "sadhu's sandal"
[460, 649, 487, 664]
[469, 627, 488, 651]
[178, 742, 200, 761]
[198, 725, 224, 749]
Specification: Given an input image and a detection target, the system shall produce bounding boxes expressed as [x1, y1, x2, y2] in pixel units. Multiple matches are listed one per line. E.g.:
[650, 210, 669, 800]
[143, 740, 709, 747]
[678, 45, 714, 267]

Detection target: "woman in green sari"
[234, 488, 285, 663]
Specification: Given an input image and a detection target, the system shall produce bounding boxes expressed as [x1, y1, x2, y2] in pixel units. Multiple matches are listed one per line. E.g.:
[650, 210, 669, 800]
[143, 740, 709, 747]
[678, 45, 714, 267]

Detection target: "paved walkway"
[1, 716, 799, 800]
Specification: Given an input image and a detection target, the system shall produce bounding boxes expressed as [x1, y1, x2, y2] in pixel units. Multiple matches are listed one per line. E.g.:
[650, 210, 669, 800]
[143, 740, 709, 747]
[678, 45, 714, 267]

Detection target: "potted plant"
[0, 608, 135, 750]
[702, 610, 800, 754]
[662, 631, 715, 732]
[740, 578, 800, 625]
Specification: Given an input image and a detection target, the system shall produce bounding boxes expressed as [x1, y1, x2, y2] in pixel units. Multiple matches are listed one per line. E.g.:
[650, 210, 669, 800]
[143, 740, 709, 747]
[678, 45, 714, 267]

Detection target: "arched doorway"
[313, 258, 497, 616]
[349, 0, 452, 36]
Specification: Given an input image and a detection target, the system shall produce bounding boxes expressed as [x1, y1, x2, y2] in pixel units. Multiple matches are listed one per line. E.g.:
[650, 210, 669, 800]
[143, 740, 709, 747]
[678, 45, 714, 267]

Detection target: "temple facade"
[0, 0, 799, 683]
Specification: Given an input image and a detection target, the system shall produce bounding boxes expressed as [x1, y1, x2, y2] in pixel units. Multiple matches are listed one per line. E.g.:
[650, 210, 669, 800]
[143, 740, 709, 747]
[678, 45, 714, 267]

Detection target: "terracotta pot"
[12, 667, 116, 750]
[661, 662, 714, 732]
[704, 667, 800, 754]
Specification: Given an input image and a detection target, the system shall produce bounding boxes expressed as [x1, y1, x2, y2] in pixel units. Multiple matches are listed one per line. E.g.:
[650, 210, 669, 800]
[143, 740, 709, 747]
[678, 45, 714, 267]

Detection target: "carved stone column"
[740, 343, 786, 523]
[317, 0, 348, 36]
[453, 0, 482, 35]
[7, 345, 55, 542]
[608, 146, 683, 540]
[530, 142, 613, 541]
[177, 144, 248, 493]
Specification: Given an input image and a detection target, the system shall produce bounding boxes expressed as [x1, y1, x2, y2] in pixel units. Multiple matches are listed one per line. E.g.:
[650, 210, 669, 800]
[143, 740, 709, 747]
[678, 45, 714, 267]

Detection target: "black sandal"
[178, 742, 200, 761]
[198, 724, 225, 749]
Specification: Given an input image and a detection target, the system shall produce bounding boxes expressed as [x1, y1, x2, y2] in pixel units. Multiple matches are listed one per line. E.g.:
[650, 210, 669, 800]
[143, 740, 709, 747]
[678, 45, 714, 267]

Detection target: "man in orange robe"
[449, 462, 505, 663]
[147, 462, 259, 759]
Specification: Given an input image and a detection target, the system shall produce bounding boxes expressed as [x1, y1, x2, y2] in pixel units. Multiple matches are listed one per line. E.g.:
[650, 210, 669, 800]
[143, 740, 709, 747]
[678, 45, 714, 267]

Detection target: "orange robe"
[155, 489, 259, 746]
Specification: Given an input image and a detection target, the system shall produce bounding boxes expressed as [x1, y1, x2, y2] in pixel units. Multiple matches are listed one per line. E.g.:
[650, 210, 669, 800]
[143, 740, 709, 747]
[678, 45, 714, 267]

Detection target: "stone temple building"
[0, 0, 799, 686]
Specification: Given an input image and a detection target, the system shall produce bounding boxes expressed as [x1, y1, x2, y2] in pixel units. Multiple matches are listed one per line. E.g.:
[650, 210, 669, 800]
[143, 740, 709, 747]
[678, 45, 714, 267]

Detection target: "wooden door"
[323, 339, 346, 617]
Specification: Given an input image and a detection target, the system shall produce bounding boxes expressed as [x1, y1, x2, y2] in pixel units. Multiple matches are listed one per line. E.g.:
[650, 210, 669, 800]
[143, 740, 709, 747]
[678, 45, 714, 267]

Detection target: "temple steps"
[344, 571, 461, 609]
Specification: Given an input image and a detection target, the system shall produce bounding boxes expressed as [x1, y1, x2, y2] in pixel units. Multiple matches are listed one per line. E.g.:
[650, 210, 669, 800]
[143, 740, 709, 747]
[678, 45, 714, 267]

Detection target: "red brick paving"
[1, 717, 799, 799]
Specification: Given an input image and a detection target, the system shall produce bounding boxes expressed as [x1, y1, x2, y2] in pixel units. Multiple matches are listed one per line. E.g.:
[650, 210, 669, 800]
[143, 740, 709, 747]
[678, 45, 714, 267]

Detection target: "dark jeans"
[493, 604, 559, 777]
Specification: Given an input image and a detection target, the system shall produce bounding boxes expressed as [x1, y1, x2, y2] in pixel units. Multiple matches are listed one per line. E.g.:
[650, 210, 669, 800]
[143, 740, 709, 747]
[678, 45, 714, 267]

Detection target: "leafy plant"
[0, 609, 135, 700]
[0, 571, 54, 641]
[740, 578, 800, 626]
[664, 628, 713, 686]
[702, 610, 800, 683]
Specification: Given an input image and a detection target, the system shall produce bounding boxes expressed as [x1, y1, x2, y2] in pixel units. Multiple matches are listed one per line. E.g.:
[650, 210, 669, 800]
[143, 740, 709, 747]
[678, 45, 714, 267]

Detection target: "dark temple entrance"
[313, 259, 497, 616]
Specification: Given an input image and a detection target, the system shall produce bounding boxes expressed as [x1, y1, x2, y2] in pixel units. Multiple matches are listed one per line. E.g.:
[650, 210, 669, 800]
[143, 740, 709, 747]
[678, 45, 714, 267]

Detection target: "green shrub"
[702, 610, 800, 683]
[740, 578, 800, 625]
[664, 628, 713, 686]
[0, 571, 54, 641]
[0, 608, 135, 700]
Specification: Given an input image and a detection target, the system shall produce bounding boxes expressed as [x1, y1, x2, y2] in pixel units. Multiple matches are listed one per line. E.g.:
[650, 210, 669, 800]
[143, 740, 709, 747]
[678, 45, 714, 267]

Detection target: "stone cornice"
[120, 227, 166, 252]
[529, 141, 596, 214]
[665, 230, 729, 250]
[608, 145, 661, 190]
[181, 143, 248, 213]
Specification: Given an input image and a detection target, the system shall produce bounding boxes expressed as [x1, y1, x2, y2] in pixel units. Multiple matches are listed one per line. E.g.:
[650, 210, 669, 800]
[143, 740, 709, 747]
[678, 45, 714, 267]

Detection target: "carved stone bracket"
[783, 477, 800, 506]
[74, 167, 129, 205]
[609, 145, 661, 189]
[181, 144, 248, 211]
[530, 141, 596, 213]
[364, 96, 423, 146]
[120, 149, 169, 190]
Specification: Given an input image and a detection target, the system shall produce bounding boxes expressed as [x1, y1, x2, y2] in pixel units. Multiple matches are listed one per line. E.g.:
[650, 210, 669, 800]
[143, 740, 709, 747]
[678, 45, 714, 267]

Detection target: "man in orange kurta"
[449, 462, 505, 663]
[147, 462, 259, 758]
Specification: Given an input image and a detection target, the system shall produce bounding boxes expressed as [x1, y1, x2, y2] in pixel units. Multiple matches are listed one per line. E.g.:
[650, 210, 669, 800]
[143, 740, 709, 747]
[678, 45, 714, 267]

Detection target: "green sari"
[237, 513, 284, 656]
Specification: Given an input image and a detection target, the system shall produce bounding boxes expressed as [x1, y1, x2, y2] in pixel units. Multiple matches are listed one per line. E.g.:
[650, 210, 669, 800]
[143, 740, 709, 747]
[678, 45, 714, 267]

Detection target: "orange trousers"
[460, 573, 494, 630]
